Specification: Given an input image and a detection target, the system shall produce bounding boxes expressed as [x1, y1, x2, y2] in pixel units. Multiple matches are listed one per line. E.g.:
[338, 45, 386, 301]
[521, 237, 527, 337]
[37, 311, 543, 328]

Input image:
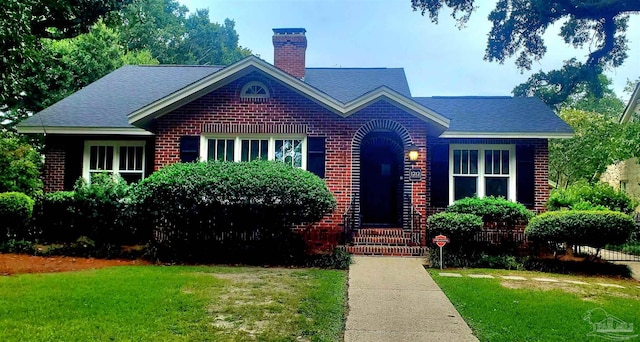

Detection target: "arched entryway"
[351, 119, 414, 230]
[360, 133, 404, 226]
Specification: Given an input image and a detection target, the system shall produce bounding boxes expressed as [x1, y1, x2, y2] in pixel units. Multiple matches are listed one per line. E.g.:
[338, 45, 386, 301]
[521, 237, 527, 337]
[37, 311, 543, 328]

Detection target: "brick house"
[17, 28, 573, 255]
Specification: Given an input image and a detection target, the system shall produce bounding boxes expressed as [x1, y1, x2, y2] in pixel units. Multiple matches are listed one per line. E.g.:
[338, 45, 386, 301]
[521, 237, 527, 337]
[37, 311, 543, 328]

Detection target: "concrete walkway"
[344, 256, 478, 342]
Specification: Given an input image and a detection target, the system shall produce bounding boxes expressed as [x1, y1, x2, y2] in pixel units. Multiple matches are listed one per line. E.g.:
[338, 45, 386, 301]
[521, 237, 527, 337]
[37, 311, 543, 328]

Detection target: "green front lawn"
[0, 266, 347, 341]
[429, 269, 640, 342]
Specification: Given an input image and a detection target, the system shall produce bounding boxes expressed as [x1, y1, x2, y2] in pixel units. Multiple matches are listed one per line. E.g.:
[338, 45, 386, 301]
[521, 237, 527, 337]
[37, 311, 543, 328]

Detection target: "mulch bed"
[0, 253, 148, 276]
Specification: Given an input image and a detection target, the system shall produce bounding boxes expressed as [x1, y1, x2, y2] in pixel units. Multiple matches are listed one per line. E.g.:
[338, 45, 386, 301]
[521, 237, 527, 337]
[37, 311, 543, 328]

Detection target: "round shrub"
[427, 212, 482, 239]
[525, 210, 636, 248]
[548, 181, 636, 214]
[446, 196, 533, 226]
[0, 192, 35, 241]
[131, 160, 337, 262]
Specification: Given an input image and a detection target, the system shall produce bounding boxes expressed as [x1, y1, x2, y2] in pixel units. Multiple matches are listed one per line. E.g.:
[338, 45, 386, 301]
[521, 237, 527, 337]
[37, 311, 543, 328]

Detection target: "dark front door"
[360, 140, 401, 226]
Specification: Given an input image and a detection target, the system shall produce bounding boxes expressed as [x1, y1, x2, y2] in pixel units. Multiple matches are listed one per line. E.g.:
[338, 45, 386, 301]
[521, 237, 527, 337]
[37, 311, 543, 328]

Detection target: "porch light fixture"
[408, 144, 419, 163]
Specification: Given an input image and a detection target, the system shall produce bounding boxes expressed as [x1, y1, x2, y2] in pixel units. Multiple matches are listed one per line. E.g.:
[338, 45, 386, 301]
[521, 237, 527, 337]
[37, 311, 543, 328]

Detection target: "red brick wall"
[153, 73, 430, 250]
[43, 145, 65, 193]
[533, 139, 549, 213]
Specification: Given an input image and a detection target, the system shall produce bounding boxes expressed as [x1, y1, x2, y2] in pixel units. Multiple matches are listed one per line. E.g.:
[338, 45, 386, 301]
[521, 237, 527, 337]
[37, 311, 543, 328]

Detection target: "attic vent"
[240, 81, 270, 102]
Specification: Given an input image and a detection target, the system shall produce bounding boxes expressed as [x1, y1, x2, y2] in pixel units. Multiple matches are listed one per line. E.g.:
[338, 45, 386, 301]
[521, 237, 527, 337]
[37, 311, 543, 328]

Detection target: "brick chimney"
[272, 28, 307, 79]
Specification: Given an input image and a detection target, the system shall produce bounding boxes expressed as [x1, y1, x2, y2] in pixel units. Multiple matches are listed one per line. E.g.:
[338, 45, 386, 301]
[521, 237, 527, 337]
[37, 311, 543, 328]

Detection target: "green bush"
[427, 212, 482, 239]
[446, 197, 533, 226]
[73, 173, 136, 245]
[0, 134, 43, 197]
[32, 191, 77, 243]
[0, 192, 35, 241]
[526, 210, 636, 248]
[306, 248, 352, 269]
[131, 160, 337, 263]
[548, 181, 636, 214]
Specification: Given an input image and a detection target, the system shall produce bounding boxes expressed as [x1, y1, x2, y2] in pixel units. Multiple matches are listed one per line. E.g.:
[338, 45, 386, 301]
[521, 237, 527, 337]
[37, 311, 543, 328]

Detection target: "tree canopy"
[411, 0, 640, 106]
[1, 0, 130, 109]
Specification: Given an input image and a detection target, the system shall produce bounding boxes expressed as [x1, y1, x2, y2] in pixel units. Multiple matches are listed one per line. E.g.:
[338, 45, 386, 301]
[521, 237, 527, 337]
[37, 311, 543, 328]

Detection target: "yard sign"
[432, 235, 449, 269]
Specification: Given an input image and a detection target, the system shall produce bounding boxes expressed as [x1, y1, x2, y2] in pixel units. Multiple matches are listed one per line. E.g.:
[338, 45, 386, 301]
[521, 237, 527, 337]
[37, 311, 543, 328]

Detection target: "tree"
[411, 0, 640, 106]
[1, 0, 130, 108]
[118, 0, 251, 65]
[559, 75, 625, 119]
[549, 109, 640, 188]
[0, 132, 43, 196]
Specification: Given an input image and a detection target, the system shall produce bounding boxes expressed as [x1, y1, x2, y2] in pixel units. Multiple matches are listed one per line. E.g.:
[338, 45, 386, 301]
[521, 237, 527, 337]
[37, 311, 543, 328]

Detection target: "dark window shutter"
[516, 145, 535, 208]
[180, 136, 200, 162]
[430, 143, 449, 207]
[307, 137, 326, 178]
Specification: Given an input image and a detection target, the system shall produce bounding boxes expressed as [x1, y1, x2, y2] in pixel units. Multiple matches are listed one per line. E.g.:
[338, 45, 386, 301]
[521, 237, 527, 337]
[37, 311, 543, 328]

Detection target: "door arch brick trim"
[351, 119, 414, 229]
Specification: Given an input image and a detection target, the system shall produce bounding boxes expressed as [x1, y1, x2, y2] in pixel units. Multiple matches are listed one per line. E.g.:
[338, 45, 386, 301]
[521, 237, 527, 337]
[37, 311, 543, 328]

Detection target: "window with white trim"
[201, 136, 307, 169]
[84, 141, 145, 183]
[449, 144, 516, 203]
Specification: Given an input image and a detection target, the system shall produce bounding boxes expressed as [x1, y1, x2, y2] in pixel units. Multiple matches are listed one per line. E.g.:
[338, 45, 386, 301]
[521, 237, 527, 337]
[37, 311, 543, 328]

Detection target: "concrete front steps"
[345, 228, 427, 256]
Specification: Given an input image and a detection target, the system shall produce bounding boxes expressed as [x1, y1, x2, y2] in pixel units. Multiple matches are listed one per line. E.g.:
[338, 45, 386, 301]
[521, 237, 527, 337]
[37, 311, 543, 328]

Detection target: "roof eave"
[16, 126, 154, 136]
[619, 83, 640, 124]
[439, 131, 574, 139]
[344, 87, 449, 127]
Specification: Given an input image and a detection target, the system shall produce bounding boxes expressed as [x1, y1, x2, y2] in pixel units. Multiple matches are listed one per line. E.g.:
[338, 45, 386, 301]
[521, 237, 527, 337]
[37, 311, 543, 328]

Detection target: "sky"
[178, 0, 640, 102]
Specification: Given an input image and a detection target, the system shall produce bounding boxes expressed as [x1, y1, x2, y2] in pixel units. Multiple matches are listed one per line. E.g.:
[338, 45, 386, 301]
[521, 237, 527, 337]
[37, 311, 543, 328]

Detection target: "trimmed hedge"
[32, 191, 76, 243]
[427, 212, 482, 239]
[0, 192, 35, 241]
[131, 160, 337, 262]
[72, 173, 137, 245]
[548, 181, 636, 214]
[525, 210, 635, 248]
[446, 197, 533, 226]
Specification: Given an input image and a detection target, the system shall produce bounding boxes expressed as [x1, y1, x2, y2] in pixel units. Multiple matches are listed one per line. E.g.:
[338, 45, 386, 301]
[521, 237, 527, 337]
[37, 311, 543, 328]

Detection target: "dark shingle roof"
[413, 96, 573, 134]
[18, 65, 224, 128]
[304, 68, 411, 102]
[18, 62, 571, 136]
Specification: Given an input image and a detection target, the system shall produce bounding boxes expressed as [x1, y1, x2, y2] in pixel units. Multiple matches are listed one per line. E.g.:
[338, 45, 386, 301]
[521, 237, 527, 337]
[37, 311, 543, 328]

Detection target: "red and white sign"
[432, 235, 450, 248]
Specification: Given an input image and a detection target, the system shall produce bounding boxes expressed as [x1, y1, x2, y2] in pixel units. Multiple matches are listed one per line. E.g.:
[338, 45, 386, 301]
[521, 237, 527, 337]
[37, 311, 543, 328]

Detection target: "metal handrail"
[342, 199, 356, 244]
[410, 205, 423, 246]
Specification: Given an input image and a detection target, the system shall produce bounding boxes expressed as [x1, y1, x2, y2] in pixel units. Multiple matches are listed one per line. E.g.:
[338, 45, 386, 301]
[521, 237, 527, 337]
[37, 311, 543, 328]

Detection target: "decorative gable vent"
[240, 81, 270, 102]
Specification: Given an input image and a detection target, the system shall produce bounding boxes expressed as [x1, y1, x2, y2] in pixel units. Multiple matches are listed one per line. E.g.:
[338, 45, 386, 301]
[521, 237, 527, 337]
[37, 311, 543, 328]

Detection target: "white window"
[449, 144, 516, 204]
[83, 141, 145, 183]
[200, 136, 307, 169]
[239, 81, 270, 102]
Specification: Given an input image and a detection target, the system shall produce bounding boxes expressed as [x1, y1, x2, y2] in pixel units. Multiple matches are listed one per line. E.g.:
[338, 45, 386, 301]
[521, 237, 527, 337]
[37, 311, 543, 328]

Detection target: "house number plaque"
[409, 168, 422, 182]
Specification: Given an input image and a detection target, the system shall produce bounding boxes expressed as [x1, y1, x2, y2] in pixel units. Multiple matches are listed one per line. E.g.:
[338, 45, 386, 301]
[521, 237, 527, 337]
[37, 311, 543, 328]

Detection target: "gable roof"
[304, 68, 411, 102]
[124, 56, 448, 127]
[17, 65, 223, 135]
[414, 96, 573, 138]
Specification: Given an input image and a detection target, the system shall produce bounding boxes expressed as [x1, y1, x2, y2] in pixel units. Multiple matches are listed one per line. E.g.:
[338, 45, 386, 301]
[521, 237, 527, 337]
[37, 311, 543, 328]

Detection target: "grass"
[0, 265, 347, 341]
[429, 268, 640, 342]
